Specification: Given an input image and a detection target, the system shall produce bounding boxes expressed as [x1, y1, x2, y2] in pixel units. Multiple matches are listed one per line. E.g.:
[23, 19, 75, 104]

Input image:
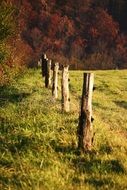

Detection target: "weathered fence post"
[41, 54, 47, 77]
[45, 59, 52, 88]
[38, 58, 42, 68]
[61, 65, 70, 112]
[52, 62, 59, 99]
[38, 60, 40, 68]
[78, 73, 94, 151]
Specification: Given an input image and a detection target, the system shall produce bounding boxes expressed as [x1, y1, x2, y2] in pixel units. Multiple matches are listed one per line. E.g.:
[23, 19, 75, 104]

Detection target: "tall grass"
[0, 69, 127, 190]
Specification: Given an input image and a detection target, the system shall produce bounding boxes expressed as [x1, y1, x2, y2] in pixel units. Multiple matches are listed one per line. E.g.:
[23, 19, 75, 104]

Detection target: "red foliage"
[95, 9, 119, 41]
[86, 8, 119, 44]
[30, 27, 42, 48]
[5, 0, 127, 70]
[114, 34, 127, 68]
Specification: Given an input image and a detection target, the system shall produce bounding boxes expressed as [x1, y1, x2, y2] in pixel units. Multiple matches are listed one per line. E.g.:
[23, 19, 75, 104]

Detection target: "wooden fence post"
[41, 54, 47, 77]
[52, 62, 59, 99]
[38, 60, 40, 68]
[44, 54, 47, 59]
[45, 59, 52, 88]
[78, 73, 94, 151]
[38, 58, 41, 68]
[61, 65, 70, 112]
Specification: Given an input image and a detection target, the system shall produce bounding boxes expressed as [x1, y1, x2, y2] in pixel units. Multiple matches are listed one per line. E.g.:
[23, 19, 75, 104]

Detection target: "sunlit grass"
[0, 69, 127, 189]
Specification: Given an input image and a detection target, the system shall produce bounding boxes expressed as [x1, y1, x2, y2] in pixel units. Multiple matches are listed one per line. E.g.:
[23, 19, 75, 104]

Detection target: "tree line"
[0, 0, 127, 85]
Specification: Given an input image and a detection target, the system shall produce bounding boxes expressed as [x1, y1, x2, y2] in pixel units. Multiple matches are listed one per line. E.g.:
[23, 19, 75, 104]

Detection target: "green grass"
[0, 69, 127, 190]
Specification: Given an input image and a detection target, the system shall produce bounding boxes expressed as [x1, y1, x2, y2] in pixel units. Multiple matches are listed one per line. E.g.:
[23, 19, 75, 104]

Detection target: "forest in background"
[0, 0, 127, 85]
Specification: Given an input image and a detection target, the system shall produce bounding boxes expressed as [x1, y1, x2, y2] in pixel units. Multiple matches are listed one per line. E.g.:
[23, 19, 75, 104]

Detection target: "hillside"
[0, 69, 127, 190]
[1, 0, 127, 86]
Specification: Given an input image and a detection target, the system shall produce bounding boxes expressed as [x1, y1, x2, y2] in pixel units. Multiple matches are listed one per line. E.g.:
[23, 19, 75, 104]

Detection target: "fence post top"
[62, 65, 69, 69]
[43, 53, 47, 59]
[55, 62, 59, 66]
[48, 59, 52, 63]
[83, 72, 94, 76]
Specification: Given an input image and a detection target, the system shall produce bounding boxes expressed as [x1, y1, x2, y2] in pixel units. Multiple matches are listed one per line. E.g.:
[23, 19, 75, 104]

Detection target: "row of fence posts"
[38, 54, 95, 151]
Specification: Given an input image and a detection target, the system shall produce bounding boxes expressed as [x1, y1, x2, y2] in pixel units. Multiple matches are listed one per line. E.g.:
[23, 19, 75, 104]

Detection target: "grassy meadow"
[0, 69, 127, 190]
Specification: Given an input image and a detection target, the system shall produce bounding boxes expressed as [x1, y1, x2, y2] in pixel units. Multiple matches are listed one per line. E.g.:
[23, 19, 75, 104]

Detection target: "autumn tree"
[0, 0, 15, 64]
[1, 0, 127, 80]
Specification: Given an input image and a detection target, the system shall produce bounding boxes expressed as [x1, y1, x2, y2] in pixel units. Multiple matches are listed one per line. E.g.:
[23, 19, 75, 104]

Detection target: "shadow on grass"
[0, 132, 36, 154]
[72, 157, 125, 174]
[54, 144, 125, 174]
[72, 175, 121, 189]
[54, 145, 78, 155]
[0, 175, 9, 187]
[84, 177, 119, 189]
[0, 170, 25, 188]
[54, 143, 125, 188]
[0, 85, 30, 107]
[114, 100, 127, 110]
[72, 155, 125, 189]
[99, 141, 113, 154]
